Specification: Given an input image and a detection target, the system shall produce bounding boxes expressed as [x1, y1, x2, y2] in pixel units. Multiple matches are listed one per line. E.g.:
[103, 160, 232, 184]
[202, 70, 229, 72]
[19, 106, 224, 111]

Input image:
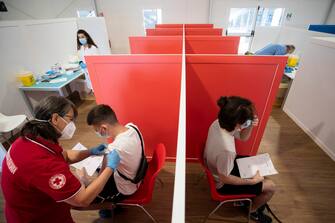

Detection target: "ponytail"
[217, 96, 228, 109]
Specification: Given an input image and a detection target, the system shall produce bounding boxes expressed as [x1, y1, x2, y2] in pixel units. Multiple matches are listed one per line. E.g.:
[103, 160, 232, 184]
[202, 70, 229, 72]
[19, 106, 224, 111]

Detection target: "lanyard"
[25, 137, 56, 154]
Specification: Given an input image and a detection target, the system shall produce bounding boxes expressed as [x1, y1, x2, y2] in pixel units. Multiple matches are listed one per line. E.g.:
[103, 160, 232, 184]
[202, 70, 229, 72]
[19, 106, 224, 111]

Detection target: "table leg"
[281, 78, 293, 109]
[19, 89, 34, 115]
[65, 84, 72, 96]
[58, 88, 65, 96]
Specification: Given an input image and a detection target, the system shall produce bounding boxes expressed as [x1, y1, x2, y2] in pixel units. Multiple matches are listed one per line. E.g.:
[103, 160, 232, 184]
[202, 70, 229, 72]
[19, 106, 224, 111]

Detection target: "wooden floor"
[1, 100, 335, 222]
[186, 108, 335, 223]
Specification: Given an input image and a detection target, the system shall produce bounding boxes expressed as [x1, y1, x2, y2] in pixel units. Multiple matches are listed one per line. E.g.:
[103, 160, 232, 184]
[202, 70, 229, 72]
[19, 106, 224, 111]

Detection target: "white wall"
[98, 0, 209, 53]
[274, 26, 334, 55]
[283, 37, 335, 161]
[0, 0, 96, 20]
[0, 23, 31, 116]
[251, 26, 281, 52]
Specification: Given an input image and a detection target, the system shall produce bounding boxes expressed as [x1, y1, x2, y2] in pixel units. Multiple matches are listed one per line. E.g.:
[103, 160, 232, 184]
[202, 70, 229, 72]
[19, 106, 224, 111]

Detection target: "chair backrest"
[200, 145, 256, 201]
[137, 143, 166, 203]
[199, 144, 220, 200]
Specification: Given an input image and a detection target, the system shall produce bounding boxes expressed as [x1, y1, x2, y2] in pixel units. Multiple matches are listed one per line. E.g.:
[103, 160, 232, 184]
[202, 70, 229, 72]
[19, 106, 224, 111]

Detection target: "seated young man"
[86, 104, 145, 205]
[204, 96, 276, 223]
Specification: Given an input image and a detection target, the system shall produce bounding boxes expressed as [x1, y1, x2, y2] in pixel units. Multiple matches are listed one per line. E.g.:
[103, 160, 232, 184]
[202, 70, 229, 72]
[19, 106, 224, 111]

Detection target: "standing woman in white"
[77, 29, 100, 91]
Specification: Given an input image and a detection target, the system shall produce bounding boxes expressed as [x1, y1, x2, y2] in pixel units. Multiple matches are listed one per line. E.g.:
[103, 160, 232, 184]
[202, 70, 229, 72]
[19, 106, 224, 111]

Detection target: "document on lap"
[70, 143, 104, 176]
[236, 153, 278, 179]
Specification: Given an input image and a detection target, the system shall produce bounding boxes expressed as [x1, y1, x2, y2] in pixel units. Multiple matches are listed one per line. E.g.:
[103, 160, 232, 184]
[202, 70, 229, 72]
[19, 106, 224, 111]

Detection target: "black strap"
[265, 204, 283, 223]
[128, 124, 145, 158]
[117, 124, 145, 182]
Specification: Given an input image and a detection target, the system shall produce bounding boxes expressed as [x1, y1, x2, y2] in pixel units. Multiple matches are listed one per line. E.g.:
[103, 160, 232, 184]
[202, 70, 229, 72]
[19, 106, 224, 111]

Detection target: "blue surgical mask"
[79, 38, 87, 45]
[240, 119, 252, 129]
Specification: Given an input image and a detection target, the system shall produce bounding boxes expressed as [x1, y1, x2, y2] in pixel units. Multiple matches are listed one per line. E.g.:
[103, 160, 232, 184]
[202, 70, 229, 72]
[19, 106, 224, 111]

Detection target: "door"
[226, 7, 260, 54]
[226, 6, 285, 54]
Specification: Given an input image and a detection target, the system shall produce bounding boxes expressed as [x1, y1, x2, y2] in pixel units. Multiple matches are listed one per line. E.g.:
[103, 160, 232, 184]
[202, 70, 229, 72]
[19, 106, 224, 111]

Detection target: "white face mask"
[59, 117, 76, 140]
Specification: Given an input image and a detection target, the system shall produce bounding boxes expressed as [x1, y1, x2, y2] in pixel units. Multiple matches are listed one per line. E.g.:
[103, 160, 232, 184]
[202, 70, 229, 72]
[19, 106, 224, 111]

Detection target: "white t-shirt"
[77, 45, 99, 90]
[107, 123, 143, 195]
[78, 45, 100, 63]
[204, 119, 240, 189]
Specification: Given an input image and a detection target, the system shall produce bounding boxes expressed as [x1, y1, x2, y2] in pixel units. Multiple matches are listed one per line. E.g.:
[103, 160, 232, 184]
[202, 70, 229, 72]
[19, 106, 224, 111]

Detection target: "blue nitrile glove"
[107, 149, 121, 171]
[79, 61, 87, 69]
[90, 144, 107, 155]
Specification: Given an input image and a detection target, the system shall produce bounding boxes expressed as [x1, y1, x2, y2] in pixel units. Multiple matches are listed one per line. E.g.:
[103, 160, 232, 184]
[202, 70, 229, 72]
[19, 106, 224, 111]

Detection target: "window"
[228, 8, 257, 34]
[256, 8, 284, 27]
[143, 9, 162, 30]
[77, 10, 96, 18]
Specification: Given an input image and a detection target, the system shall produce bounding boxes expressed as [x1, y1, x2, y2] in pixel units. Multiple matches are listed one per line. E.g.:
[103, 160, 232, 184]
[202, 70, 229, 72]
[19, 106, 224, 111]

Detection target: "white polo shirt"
[204, 119, 239, 189]
[107, 123, 143, 195]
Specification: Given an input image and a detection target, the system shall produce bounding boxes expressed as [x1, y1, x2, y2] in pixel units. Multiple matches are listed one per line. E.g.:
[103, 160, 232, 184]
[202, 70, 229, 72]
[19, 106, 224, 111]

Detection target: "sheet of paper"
[236, 153, 278, 179]
[49, 77, 67, 83]
[70, 143, 104, 176]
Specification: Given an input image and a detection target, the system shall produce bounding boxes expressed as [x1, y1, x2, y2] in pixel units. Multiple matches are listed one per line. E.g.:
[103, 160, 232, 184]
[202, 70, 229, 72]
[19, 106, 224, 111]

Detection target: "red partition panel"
[185, 36, 240, 54]
[86, 55, 182, 159]
[186, 55, 287, 160]
[185, 28, 223, 36]
[146, 28, 183, 36]
[155, 24, 183, 28]
[185, 24, 214, 28]
[155, 24, 214, 28]
[129, 36, 182, 54]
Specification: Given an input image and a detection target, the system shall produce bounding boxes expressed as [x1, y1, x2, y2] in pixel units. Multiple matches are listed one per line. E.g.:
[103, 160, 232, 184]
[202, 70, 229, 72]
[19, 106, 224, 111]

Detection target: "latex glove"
[79, 61, 87, 69]
[107, 149, 121, 171]
[90, 144, 107, 155]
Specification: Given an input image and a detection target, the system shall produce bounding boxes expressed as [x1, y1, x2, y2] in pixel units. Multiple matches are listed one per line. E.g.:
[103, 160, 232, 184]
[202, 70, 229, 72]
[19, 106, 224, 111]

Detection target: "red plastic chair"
[72, 143, 166, 222]
[200, 146, 256, 223]
[116, 143, 166, 223]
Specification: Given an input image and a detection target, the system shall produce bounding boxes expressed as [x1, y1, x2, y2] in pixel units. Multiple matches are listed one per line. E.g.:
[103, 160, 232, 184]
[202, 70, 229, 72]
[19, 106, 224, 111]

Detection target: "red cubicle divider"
[146, 28, 222, 36]
[86, 55, 182, 159]
[155, 24, 183, 28]
[155, 24, 214, 28]
[185, 36, 240, 54]
[129, 36, 182, 54]
[186, 55, 287, 160]
[185, 28, 223, 36]
[185, 24, 214, 28]
[146, 28, 183, 36]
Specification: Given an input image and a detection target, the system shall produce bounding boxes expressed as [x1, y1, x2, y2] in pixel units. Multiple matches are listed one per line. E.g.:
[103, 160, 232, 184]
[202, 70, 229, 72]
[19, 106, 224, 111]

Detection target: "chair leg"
[203, 198, 252, 223]
[247, 199, 253, 223]
[117, 203, 157, 223]
[203, 201, 226, 223]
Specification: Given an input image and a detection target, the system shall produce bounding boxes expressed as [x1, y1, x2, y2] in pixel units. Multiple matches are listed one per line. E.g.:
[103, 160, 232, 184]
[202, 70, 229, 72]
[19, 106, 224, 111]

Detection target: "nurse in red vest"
[1, 96, 121, 223]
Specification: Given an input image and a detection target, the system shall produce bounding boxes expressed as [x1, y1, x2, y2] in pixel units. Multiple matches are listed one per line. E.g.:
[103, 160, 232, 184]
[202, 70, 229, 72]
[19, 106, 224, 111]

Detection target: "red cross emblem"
[49, 174, 66, 190]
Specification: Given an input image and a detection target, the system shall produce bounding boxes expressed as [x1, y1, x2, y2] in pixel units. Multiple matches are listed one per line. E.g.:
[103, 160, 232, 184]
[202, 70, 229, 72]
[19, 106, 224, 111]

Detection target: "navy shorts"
[217, 156, 263, 196]
[93, 174, 127, 203]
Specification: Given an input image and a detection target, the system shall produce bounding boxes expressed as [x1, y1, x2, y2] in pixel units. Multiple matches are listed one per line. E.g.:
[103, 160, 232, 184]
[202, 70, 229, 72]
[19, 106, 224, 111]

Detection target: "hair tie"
[34, 118, 49, 123]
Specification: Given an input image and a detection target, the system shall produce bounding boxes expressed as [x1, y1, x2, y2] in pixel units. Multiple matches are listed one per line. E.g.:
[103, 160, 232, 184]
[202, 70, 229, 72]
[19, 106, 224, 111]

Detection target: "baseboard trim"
[283, 107, 335, 161]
